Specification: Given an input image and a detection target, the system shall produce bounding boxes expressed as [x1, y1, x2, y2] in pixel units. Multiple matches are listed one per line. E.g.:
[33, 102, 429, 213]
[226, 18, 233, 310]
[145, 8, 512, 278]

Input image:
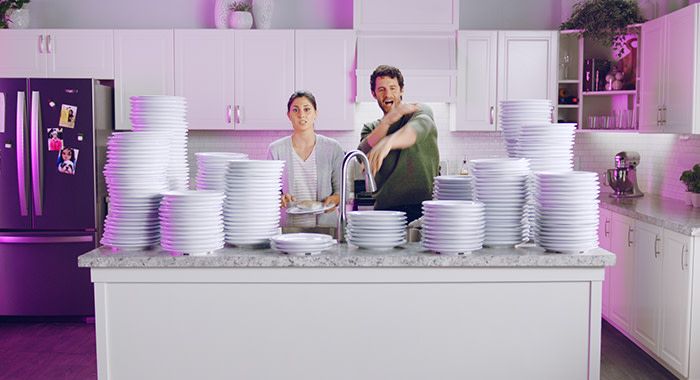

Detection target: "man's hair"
[286, 91, 317, 112]
[370, 65, 404, 93]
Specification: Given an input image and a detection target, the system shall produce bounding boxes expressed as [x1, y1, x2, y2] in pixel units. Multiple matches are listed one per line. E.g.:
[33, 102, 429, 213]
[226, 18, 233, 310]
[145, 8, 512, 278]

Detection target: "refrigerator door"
[28, 79, 96, 231]
[0, 78, 32, 230]
[0, 231, 95, 316]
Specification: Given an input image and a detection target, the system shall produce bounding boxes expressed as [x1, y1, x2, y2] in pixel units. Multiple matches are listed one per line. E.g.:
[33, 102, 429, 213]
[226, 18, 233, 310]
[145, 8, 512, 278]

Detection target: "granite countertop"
[78, 242, 615, 268]
[599, 193, 700, 236]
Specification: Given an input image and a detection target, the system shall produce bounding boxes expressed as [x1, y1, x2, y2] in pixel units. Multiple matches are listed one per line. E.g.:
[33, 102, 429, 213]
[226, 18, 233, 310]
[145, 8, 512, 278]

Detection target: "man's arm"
[358, 103, 421, 153]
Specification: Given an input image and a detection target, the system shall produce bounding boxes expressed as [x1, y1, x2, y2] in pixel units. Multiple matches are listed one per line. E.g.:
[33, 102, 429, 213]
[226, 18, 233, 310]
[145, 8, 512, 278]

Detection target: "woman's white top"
[290, 148, 318, 226]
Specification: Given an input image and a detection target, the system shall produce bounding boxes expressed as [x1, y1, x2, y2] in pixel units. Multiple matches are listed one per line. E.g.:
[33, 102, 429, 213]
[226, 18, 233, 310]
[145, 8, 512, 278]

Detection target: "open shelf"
[559, 79, 579, 84]
[583, 90, 637, 96]
[576, 128, 638, 133]
[558, 104, 579, 108]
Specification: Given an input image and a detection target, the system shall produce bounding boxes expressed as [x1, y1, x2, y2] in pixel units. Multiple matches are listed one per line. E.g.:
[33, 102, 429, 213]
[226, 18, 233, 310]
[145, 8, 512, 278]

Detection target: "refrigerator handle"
[30, 91, 43, 216]
[0, 235, 93, 244]
[0, 92, 5, 133]
[16, 92, 28, 216]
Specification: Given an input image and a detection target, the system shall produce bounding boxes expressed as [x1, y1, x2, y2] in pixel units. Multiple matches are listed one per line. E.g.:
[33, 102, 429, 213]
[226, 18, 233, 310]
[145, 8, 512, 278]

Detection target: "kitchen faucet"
[337, 150, 377, 242]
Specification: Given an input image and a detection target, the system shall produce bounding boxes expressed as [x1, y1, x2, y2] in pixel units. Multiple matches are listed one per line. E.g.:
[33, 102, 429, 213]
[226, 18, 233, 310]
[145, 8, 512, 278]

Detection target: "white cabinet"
[455, 31, 558, 131]
[659, 229, 692, 377]
[353, 0, 459, 32]
[114, 30, 174, 131]
[639, 4, 700, 134]
[599, 208, 612, 318]
[234, 30, 294, 130]
[631, 221, 662, 353]
[456, 31, 497, 131]
[174, 30, 235, 130]
[295, 30, 355, 131]
[0, 30, 113, 78]
[609, 213, 634, 332]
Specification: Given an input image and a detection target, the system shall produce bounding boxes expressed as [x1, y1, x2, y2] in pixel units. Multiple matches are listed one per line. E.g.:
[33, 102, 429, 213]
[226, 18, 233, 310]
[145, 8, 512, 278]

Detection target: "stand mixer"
[606, 151, 644, 198]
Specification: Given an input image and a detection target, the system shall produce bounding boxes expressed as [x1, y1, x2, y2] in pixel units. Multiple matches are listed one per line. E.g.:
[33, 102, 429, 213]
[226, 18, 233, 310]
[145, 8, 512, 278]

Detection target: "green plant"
[229, 1, 251, 12]
[680, 164, 700, 193]
[561, 0, 645, 54]
[0, 0, 30, 29]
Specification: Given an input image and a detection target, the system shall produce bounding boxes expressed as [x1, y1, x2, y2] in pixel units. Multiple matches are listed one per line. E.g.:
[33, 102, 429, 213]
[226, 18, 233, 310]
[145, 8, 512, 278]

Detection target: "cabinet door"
[295, 30, 355, 131]
[174, 30, 235, 130]
[114, 30, 174, 131]
[664, 5, 698, 134]
[609, 213, 634, 332]
[234, 30, 294, 130]
[599, 208, 612, 317]
[353, 0, 458, 32]
[46, 30, 114, 79]
[0, 30, 47, 77]
[631, 221, 662, 353]
[496, 31, 558, 127]
[659, 230, 692, 377]
[456, 31, 497, 131]
[639, 16, 666, 132]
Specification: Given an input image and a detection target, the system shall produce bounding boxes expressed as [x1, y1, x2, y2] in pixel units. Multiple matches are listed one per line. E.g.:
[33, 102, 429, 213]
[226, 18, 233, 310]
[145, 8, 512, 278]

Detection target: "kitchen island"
[79, 243, 615, 380]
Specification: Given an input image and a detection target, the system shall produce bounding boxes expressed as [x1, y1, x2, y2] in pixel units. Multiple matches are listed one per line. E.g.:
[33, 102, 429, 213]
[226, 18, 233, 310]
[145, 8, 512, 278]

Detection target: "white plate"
[287, 203, 336, 215]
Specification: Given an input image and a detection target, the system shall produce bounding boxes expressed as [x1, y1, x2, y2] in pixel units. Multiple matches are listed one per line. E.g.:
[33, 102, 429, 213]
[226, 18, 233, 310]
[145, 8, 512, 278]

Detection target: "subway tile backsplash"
[186, 104, 700, 202]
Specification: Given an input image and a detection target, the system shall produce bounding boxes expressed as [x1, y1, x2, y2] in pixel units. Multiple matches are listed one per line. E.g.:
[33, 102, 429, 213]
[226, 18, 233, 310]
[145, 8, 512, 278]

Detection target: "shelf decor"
[561, 0, 645, 56]
[0, 0, 30, 29]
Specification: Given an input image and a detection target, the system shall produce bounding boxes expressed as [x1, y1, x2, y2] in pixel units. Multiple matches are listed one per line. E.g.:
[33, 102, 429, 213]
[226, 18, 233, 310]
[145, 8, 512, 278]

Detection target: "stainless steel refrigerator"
[0, 78, 110, 316]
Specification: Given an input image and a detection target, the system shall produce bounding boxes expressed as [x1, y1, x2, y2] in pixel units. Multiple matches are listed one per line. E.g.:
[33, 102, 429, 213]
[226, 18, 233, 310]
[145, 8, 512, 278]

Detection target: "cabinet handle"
[661, 106, 667, 124]
[604, 219, 610, 237]
[235, 105, 241, 124]
[657, 107, 662, 126]
[489, 106, 495, 125]
[38, 34, 44, 53]
[226, 105, 232, 124]
[654, 236, 661, 258]
[627, 227, 633, 247]
[46, 34, 52, 54]
[682, 245, 688, 270]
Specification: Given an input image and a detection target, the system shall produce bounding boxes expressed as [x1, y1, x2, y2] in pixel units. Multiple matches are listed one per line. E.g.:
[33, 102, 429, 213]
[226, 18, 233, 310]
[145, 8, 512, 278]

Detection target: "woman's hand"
[281, 193, 296, 208]
[322, 194, 340, 213]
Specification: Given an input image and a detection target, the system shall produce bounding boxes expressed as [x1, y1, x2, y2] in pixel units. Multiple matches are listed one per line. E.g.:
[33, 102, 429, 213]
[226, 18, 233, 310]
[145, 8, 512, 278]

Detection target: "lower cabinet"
[604, 209, 696, 379]
[599, 208, 612, 318]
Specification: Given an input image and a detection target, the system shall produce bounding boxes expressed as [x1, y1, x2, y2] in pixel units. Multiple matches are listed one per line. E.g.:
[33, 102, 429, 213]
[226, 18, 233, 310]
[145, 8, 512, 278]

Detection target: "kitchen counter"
[81, 243, 614, 380]
[78, 242, 614, 268]
[599, 193, 700, 236]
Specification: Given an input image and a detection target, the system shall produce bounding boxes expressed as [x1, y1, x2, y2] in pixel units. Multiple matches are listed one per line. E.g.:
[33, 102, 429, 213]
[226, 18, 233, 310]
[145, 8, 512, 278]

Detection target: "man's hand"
[363, 103, 421, 149]
[368, 136, 394, 175]
[281, 193, 296, 208]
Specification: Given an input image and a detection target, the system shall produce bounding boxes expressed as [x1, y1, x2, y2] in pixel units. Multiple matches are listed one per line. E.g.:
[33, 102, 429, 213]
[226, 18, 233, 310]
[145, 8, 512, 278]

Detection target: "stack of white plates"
[471, 158, 530, 247]
[195, 152, 249, 191]
[421, 201, 485, 255]
[346, 211, 407, 250]
[130, 95, 189, 190]
[270, 233, 336, 256]
[432, 175, 474, 201]
[534, 171, 600, 253]
[499, 99, 553, 157]
[101, 132, 170, 250]
[224, 160, 285, 246]
[159, 190, 225, 255]
[515, 123, 577, 172]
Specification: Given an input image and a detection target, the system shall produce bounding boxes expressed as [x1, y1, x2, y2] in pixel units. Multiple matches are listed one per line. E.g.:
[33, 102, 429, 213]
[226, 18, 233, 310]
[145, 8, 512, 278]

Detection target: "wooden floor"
[0, 318, 678, 379]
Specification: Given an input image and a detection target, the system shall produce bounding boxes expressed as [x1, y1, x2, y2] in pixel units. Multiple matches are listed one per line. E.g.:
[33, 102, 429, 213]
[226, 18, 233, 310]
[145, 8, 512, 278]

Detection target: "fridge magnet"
[56, 147, 79, 175]
[47, 128, 64, 151]
[58, 104, 78, 128]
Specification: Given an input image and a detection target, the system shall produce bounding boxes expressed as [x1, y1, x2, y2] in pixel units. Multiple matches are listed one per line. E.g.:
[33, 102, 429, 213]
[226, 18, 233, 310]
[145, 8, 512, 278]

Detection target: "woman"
[267, 91, 344, 227]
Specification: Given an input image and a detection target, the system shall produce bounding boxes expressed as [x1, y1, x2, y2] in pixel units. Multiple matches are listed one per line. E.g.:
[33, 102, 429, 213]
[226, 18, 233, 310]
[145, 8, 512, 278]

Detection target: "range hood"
[356, 31, 457, 103]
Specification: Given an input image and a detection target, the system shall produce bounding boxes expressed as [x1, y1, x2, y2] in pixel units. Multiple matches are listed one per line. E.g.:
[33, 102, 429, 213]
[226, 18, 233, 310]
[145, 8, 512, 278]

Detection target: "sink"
[281, 226, 421, 243]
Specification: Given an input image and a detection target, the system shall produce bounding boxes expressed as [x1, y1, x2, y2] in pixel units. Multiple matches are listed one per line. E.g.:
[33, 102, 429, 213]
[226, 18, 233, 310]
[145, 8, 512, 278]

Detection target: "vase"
[691, 193, 700, 208]
[253, 0, 274, 29]
[686, 191, 694, 206]
[6, 6, 29, 29]
[229, 11, 253, 29]
[214, 0, 230, 29]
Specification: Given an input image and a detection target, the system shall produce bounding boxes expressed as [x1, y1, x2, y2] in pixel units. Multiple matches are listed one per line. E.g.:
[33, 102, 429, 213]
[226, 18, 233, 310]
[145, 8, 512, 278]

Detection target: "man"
[358, 65, 439, 222]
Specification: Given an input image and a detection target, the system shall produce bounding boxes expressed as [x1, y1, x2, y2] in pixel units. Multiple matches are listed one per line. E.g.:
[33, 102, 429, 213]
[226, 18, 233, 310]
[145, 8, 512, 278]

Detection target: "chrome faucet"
[337, 150, 377, 242]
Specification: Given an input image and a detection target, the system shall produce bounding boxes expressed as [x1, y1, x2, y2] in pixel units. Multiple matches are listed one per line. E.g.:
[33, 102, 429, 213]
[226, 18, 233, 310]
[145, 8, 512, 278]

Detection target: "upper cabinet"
[455, 30, 558, 131]
[114, 30, 174, 131]
[174, 29, 355, 131]
[356, 32, 457, 103]
[0, 30, 113, 79]
[354, 0, 459, 32]
[640, 4, 700, 134]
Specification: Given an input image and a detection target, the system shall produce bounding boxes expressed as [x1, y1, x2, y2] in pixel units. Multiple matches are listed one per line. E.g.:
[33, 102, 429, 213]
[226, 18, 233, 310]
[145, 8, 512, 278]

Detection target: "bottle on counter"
[459, 157, 469, 175]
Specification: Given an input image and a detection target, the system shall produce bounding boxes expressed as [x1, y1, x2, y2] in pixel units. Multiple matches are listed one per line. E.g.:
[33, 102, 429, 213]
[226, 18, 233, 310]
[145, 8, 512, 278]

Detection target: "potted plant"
[228, 1, 253, 29]
[680, 164, 700, 208]
[1, 0, 31, 29]
[560, 0, 646, 55]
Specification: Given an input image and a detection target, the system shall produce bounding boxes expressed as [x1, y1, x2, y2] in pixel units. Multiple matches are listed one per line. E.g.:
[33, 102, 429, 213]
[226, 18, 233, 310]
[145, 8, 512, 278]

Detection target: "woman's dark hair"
[370, 65, 404, 93]
[61, 147, 73, 159]
[287, 91, 317, 112]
